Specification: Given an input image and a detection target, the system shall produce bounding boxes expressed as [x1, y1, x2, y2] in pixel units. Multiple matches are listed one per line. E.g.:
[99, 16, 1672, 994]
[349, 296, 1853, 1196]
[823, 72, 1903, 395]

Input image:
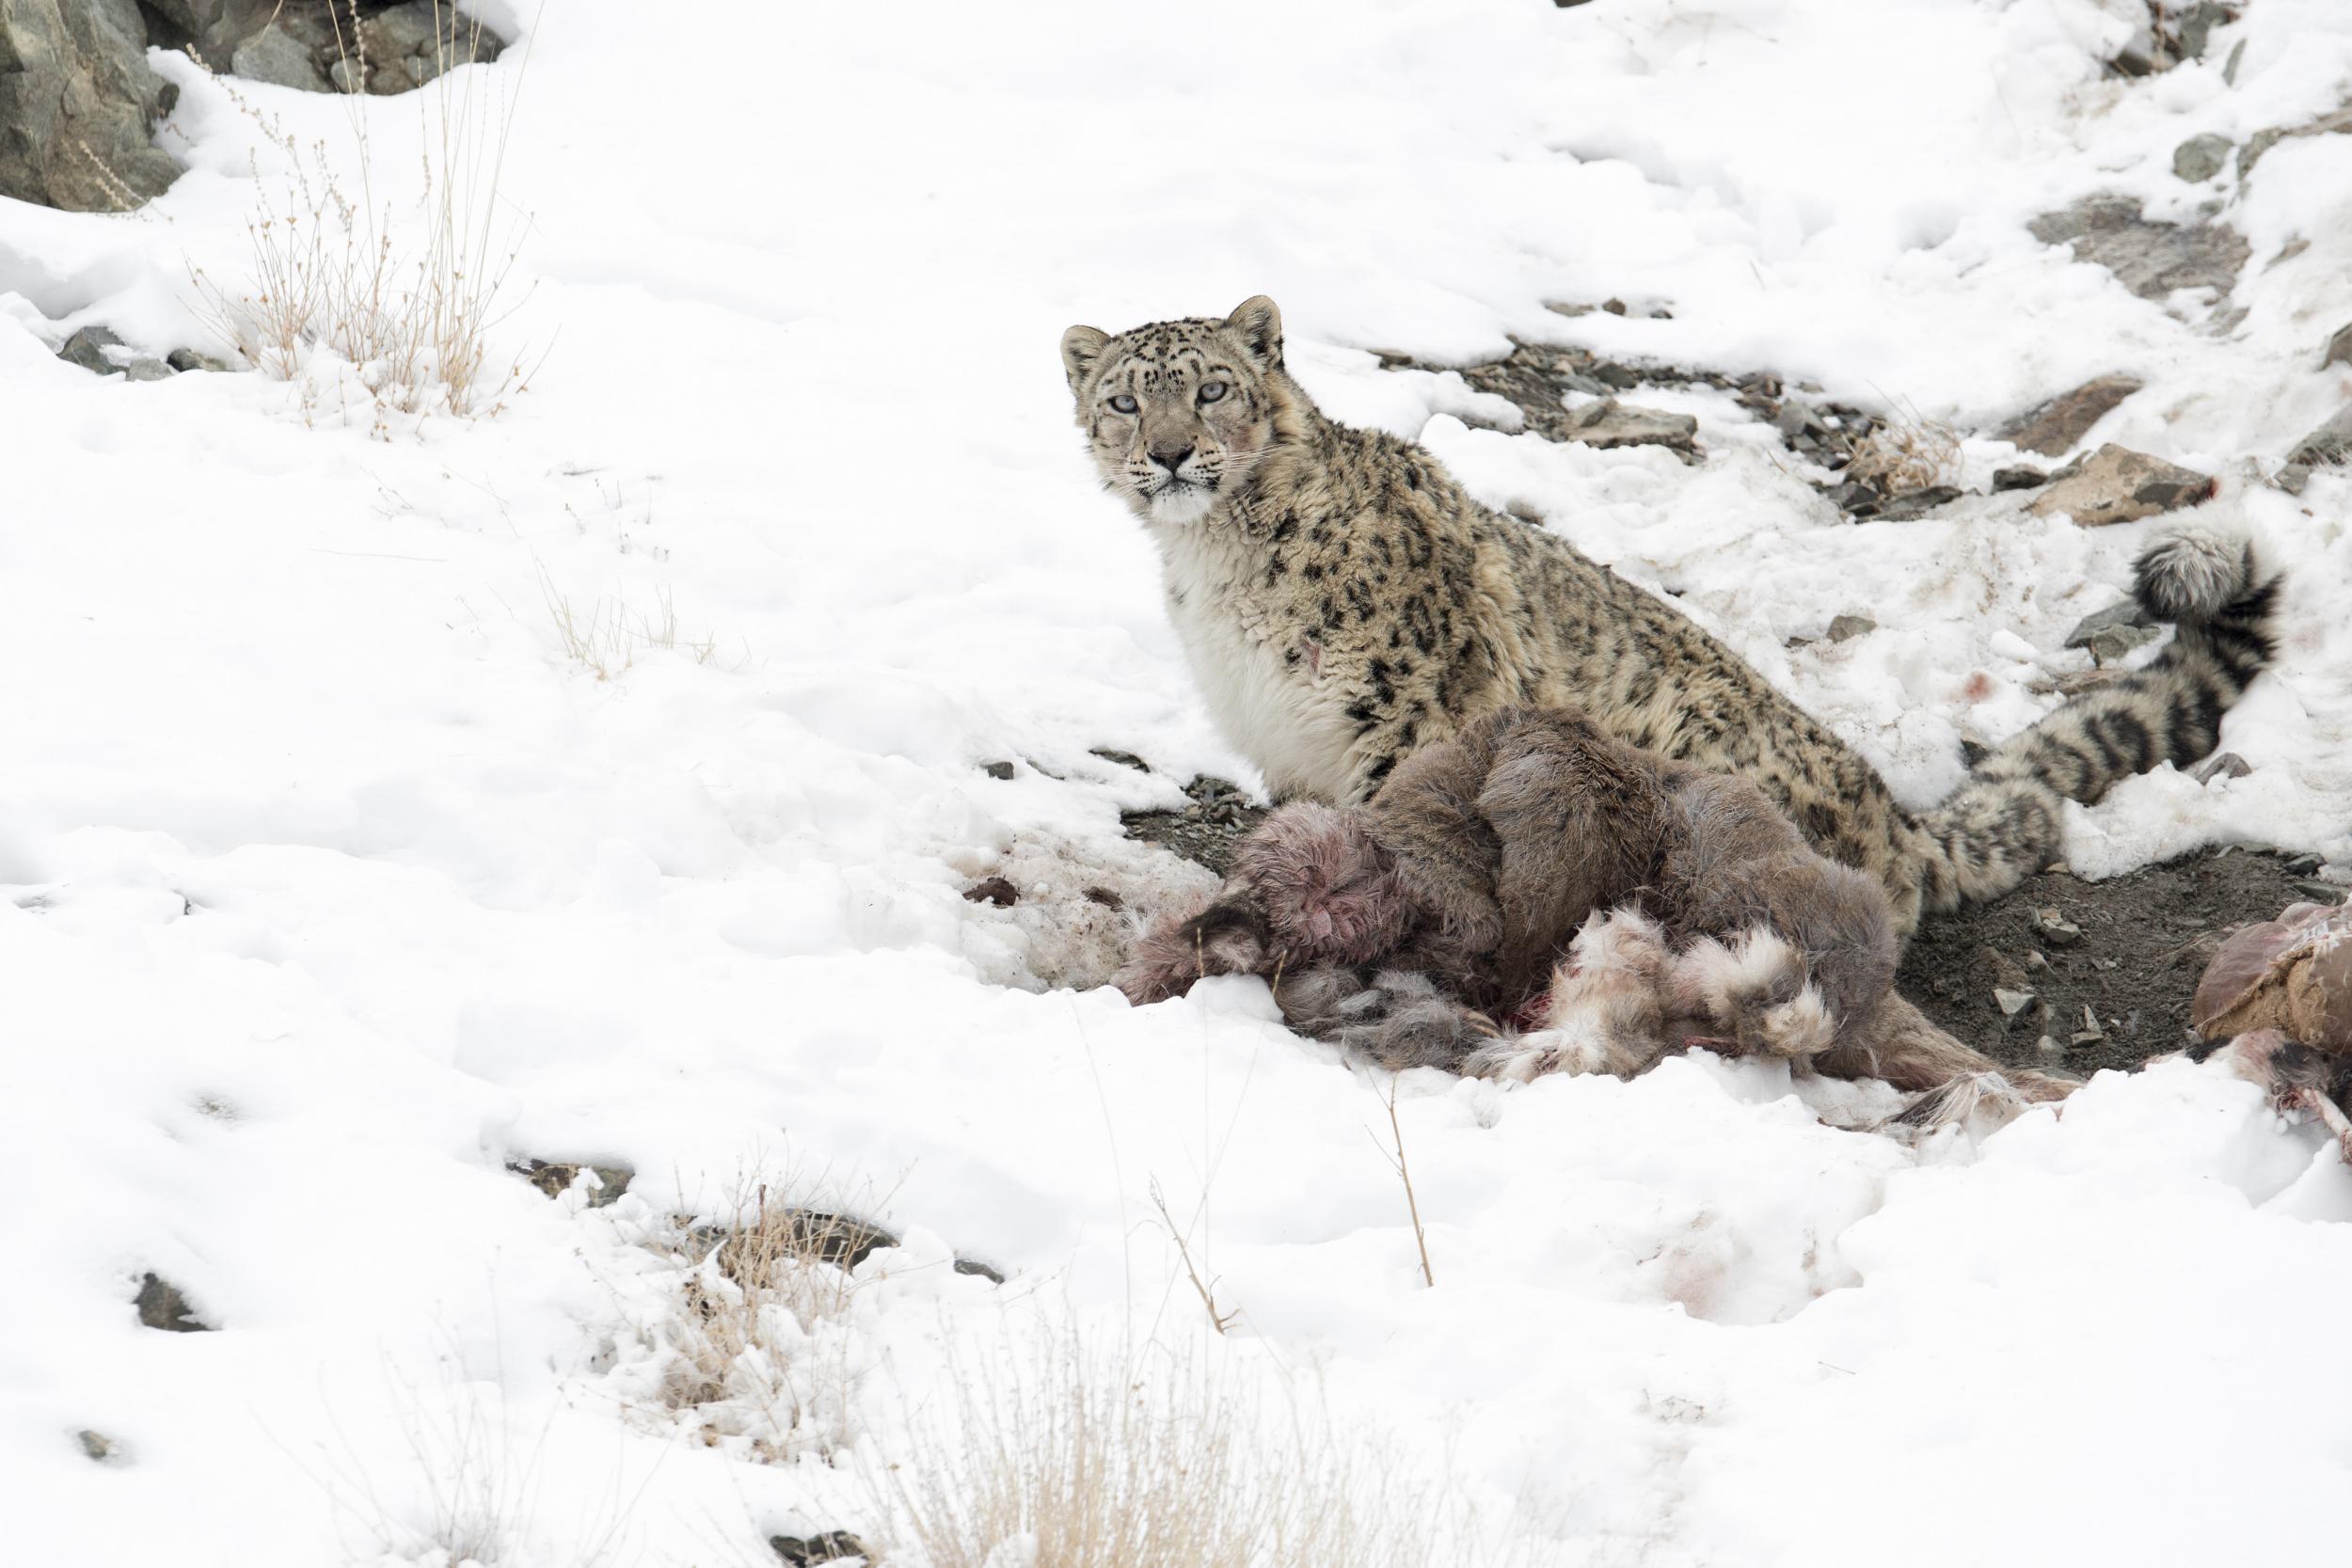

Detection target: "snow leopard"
[1060, 295, 2280, 939]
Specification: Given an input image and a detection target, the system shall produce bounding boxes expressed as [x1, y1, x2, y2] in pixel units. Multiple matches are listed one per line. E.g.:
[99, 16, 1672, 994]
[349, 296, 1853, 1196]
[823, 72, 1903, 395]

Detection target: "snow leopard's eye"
[1109, 393, 1138, 415]
[1198, 381, 1227, 404]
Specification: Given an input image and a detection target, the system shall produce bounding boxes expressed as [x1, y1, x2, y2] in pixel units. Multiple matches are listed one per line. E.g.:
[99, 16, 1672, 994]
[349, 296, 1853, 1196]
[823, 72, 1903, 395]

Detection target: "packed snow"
[5, 1, 2351, 1563]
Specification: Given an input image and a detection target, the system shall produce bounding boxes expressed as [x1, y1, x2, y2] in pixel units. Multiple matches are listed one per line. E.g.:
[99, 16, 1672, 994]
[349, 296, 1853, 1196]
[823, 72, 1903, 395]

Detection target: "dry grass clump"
[186, 1, 535, 430]
[643, 1172, 892, 1465]
[1842, 410, 1962, 496]
[540, 571, 723, 680]
[872, 1335, 1514, 1568]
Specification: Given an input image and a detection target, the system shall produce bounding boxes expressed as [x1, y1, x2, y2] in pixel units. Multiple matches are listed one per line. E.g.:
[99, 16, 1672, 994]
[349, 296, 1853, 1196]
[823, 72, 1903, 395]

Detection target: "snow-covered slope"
[5, 2, 2351, 1563]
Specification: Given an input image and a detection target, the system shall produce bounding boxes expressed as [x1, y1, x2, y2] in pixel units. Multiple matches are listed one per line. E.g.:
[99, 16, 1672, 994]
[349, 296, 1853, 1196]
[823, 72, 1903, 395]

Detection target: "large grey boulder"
[0, 0, 181, 211]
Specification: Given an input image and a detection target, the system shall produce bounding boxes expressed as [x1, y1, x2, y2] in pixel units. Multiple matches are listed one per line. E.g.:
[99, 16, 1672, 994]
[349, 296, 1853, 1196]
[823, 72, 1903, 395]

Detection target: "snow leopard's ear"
[1224, 295, 1283, 371]
[1061, 325, 1111, 395]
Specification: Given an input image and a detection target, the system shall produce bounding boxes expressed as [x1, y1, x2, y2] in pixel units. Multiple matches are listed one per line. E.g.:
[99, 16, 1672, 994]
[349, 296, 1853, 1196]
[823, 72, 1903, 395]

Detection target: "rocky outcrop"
[2028, 195, 2248, 304]
[150, 1, 503, 97]
[1, 2, 507, 212]
[0, 0, 181, 211]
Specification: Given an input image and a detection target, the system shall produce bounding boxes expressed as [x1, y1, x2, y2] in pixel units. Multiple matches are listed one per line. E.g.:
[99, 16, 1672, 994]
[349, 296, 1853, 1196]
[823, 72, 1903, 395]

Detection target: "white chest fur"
[1149, 520, 1359, 800]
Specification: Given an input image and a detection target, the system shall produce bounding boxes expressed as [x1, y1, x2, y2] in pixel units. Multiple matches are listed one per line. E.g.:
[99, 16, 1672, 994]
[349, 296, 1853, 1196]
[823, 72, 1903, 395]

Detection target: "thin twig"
[1150, 1180, 1239, 1335]
[1377, 1081, 1435, 1288]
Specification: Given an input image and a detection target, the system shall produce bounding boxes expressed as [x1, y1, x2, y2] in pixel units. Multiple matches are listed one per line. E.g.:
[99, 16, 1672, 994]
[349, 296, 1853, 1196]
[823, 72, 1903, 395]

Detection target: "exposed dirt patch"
[1899, 847, 2340, 1077]
[1119, 775, 1267, 879]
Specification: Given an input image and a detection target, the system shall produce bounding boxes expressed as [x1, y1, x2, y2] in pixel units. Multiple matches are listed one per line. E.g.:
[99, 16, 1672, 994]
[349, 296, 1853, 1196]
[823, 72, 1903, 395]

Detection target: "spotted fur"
[1063, 299, 2282, 937]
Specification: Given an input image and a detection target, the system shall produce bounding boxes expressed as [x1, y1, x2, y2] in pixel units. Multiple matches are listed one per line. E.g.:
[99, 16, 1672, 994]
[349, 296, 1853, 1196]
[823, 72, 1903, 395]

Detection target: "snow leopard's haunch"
[1907, 531, 2280, 911]
[1061, 296, 2283, 938]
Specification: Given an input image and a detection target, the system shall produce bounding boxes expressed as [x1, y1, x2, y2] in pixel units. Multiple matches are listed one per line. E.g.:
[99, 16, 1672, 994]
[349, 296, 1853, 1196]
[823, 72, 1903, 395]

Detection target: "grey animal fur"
[1117, 706, 2074, 1115]
[1064, 297, 2281, 939]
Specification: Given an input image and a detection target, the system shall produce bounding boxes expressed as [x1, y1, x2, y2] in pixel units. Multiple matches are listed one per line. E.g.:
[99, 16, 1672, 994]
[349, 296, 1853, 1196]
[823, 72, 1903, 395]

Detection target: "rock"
[77, 1430, 119, 1462]
[952, 1256, 1007, 1284]
[135, 1272, 209, 1333]
[56, 325, 127, 375]
[963, 876, 1018, 907]
[1985, 947, 2033, 994]
[2193, 752, 2251, 785]
[1994, 987, 2037, 1017]
[771, 1532, 871, 1567]
[512, 1159, 634, 1208]
[1825, 479, 1882, 517]
[2278, 463, 2312, 495]
[1560, 398, 1698, 451]
[2027, 195, 2248, 303]
[2002, 375, 2145, 456]
[123, 357, 174, 382]
[2175, 2, 2233, 61]
[2030, 667, 2130, 698]
[1992, 465, 2049, 492]
[167, 348, 233, 373]
[1826, 614, 1876, 643]
[329, 55, 364, 93]
[2075, 623, 2160, 665]
[0, 0, 181, 211]
[1775, 401, 1829, 439]
[1872, 483, 1964, 522]
[978, 760, 1015, 780]
[2064, 597, 2156, 651]
[231, 25, 330, 92]
[2026, 443, 2216, 526]
[2325, 324, 2352, 371]
[1089, 747, 1149, 772]
[2033, 908, 2084, 949]
[2239, 104, 2352, 180]
[2173, 134, 2233, 184]
[2286, 406, 2352, 467]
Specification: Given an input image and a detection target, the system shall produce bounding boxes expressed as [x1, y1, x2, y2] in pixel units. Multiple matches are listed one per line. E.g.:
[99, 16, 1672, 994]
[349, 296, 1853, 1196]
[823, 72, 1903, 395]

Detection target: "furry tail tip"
[2133, 526, 2261, 623]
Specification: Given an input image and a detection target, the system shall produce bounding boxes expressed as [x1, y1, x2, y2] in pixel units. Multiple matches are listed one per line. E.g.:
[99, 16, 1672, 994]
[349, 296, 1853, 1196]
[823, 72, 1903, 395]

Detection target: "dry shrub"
[873, 1333, 1528, 1568]
[641, 1170, 893, 1465]
[1842, 410, 1962, 496]
[540, 570, 723, 680]
[186, 2, 535, 429]
[298, 1359, 642, 1568]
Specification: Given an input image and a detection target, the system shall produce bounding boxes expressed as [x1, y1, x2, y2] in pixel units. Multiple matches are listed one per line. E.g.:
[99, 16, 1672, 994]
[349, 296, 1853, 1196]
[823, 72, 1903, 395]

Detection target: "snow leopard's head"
[1060, 296, 1292, 527]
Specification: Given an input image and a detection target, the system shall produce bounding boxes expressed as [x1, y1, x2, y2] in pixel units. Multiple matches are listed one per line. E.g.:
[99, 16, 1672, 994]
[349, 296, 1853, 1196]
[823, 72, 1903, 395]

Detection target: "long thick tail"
[1910, 527, 2281, 912]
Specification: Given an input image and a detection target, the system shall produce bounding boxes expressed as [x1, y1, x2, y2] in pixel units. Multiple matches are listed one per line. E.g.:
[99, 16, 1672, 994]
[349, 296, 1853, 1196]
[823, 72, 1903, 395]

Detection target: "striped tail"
[1910, 527, 2281, 913]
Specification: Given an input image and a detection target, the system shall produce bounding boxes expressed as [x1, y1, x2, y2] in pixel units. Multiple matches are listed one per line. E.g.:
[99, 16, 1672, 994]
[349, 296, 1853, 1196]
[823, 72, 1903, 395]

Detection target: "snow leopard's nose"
[1149, 444, 1194, 475]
